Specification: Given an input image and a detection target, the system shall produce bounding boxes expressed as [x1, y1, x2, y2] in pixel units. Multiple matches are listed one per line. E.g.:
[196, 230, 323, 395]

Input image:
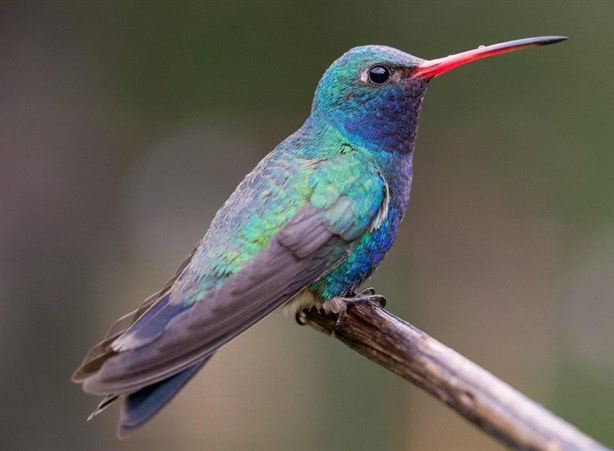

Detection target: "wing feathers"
[82, 205, 342, 395]
[74, 151, 391, 437]
[277, 205, 331, 257]
[73, 245, 198, 382]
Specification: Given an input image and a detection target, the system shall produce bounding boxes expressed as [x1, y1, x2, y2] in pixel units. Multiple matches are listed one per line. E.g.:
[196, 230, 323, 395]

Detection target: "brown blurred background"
[1, 1, 612, 450]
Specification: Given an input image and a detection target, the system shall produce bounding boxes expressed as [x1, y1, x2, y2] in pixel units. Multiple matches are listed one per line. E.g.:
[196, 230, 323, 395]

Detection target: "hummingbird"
[73, 36, 567, 438]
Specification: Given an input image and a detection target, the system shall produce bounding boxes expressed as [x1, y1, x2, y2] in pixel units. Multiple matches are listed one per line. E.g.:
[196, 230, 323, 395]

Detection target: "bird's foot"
[294, 287, 385, 326]
[341, 287, 386, 308]
[314, 287, 386, 313]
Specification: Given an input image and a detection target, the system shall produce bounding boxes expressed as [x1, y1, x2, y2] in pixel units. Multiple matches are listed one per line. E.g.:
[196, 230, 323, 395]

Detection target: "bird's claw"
[351, 293, 387, 308]
[294, 287, 385, 327]
[357, 287, 376, 296]
[343, 287, 386, 308]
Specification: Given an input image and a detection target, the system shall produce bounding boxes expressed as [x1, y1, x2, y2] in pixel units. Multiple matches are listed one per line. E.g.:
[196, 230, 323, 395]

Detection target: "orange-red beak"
[411, 36, 567, 80]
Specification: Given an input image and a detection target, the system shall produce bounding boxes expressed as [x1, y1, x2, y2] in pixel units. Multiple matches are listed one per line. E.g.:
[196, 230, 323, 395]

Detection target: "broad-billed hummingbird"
[73, 36, 567, 437]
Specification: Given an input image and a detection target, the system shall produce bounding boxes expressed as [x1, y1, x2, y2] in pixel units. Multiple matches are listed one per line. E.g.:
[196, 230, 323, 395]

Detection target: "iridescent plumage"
[72, 37, 566, 437]
[74, 45, 430, 438]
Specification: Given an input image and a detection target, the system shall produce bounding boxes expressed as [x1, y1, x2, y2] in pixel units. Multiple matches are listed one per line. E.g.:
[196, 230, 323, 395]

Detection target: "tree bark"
[302, 301, 609, 451]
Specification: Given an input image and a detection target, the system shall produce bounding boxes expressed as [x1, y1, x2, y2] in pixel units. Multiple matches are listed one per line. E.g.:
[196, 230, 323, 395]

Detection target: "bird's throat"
[342, 79, 429, 155]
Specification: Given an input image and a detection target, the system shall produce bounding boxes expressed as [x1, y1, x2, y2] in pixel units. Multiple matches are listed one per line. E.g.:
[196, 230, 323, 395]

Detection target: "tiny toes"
[361, 294, 386, 308]
[334, 291, 386, 308]
[358, 287, 376, 296]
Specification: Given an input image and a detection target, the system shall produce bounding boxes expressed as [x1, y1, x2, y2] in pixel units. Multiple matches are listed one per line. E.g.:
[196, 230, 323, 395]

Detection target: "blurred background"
[1, 1, 612, 450]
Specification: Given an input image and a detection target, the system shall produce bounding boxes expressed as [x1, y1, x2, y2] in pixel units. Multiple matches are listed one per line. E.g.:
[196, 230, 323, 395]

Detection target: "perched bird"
[73, 36, 567, 438]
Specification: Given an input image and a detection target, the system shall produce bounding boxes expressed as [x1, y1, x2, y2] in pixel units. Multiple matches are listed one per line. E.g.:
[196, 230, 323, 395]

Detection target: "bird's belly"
[309, 206, 401, 300]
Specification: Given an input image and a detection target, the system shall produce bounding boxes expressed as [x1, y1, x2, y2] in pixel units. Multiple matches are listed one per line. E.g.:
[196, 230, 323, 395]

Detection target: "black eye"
[368, 65, 390, 84]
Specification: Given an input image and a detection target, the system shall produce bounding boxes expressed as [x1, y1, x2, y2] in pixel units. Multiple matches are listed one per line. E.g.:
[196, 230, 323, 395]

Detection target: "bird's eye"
[368, 65, 391, 84]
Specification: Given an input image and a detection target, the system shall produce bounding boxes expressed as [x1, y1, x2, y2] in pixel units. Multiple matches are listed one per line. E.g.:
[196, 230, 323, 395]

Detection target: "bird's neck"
[286, 118, 416, 214]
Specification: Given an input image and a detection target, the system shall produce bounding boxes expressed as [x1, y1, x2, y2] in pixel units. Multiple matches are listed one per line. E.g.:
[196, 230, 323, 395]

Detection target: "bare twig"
[302, 301, 608, 451]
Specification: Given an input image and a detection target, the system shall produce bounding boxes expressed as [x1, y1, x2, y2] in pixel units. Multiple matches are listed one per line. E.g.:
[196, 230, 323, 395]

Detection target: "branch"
[302, 301, 609, 451]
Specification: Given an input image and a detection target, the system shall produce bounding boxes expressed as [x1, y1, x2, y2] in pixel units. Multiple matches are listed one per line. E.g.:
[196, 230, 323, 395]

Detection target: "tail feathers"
[117, 357, 211, 439]
[87, 394, 119, 421]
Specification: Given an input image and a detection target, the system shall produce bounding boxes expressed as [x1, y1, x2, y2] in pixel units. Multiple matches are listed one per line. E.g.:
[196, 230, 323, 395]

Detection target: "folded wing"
[75, 151, 389, 399]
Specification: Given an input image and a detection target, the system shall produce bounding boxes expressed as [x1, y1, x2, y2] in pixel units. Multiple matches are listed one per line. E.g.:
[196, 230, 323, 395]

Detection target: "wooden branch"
[302, 301, 609, 451]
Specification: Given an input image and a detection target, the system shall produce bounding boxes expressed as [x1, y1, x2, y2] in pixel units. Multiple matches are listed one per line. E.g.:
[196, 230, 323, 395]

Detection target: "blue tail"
[118, 357, 211, 438]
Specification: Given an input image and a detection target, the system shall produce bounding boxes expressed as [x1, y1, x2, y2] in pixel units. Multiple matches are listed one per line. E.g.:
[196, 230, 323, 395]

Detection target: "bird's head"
[312, 37, 567, 154]
[312, 45, 428, 154]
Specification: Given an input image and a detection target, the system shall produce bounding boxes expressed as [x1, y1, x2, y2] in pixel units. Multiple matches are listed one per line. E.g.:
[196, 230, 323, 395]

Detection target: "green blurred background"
[1, 1, 612, 450]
